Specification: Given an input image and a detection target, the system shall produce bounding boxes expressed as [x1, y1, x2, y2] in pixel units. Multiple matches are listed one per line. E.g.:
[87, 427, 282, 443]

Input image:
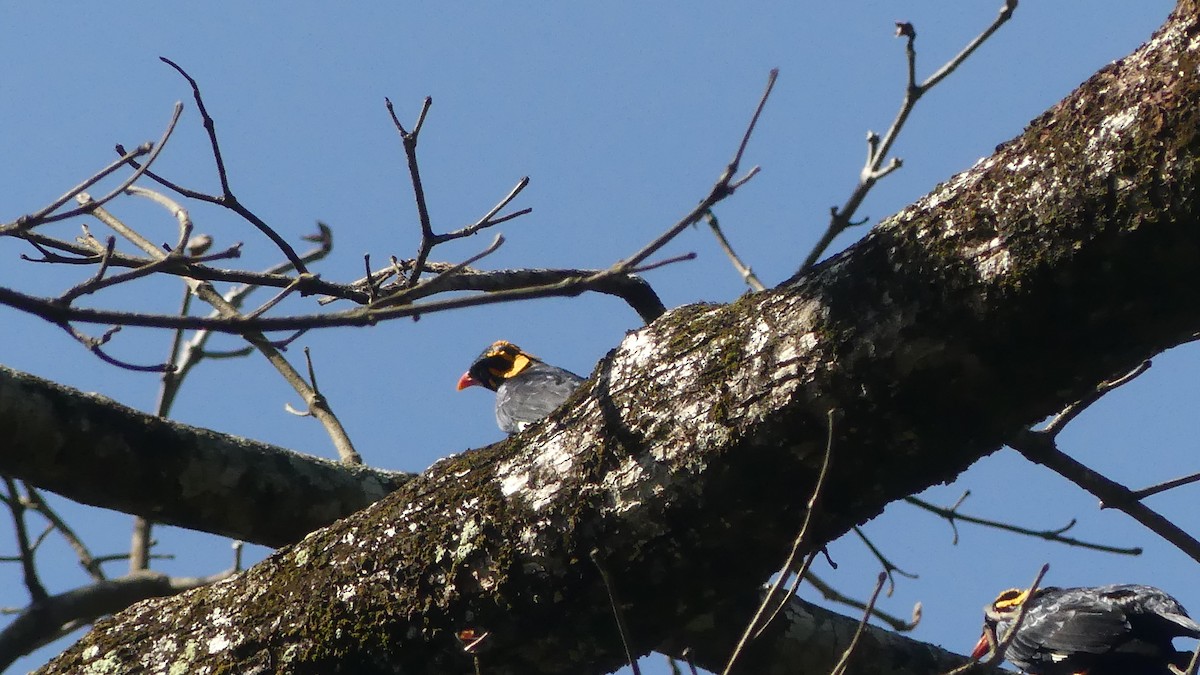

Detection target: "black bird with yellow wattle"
[456, 340, 585, 434]
[972, 584, 1200, 675]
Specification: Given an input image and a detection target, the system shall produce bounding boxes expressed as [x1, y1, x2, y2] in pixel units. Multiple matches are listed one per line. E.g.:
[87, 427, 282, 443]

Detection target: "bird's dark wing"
[1018, 605, 1136, 658]
[495, 363, 584, 434]
[1105, 585, 1200, 639]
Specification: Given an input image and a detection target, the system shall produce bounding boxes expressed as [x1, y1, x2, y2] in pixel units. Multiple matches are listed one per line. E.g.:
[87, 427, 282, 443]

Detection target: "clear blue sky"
[0, 3, 1188, 673]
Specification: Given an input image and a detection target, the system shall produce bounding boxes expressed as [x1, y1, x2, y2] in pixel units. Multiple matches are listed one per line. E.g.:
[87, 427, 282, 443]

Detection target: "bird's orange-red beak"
[456, 372, 479, 390]
[971, 632, 991, 659]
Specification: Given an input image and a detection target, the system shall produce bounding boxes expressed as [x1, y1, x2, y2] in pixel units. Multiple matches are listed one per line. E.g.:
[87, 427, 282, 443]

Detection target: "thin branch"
[828, 572, 888, 675]
[439, 177, 531, 243]
[2, 478, 46, 602]
[149, 57, 309, 273]
[80, 191, 361, 464]
[1042, 359, 1151, 435]
[370, 235, 506, 310]
[906, 494, 1142, 555]
[722, 406, 835, 675]
[591, 548, 641, 675]
[21, 486, 105, 582]
[703, 210, 765, 292]
[620, 69, 776, 275]
[1005, 356, 1200, 562]
[795, 1, 1017, 275]
[2, 102, 182, 232]
[853, 526, 918, 596]
[387, 96, 438, 288]
[57, 323, 173, 372]
[1128, 471, 1200, 502]
[803, 572, 921, 632]
[1010, 432, 1200, 565]
[0, 72, 775, 337]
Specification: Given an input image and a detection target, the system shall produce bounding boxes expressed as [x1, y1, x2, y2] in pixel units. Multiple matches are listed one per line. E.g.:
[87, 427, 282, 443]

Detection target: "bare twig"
[591, 548, 641, 675]
[803, 572, 922, 632]
[620, 69, 776, 276]
[1006, 357, 1200, 562]
[1128, 472, 1200, 502]
[57, 323, 172, 372]
[722, 406, 835, 675]
[828, 572, 888, 675]
[796, 1, 1017, 275]
[2, 102, 182, 232]
[370, 235, 506, 310]
[145, 57, 309, 273]
[1042, 360, 1151, 435]
[2, 478, 47, 602]
[21, 486, 105, 581]
[386, 96, 439, 288]
[703, 210, 765, 292]
[1011, 432, 1200, 564]
[906, 494, 1142, 555]
[80, 191, 361, 464]
[853, 526, 918, 595]
[0, 72, 773, 339]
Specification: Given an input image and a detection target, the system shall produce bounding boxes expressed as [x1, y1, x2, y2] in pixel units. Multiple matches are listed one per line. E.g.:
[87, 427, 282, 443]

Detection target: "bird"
[456, 340, 585, 434]
[972, 584, 1200, 675]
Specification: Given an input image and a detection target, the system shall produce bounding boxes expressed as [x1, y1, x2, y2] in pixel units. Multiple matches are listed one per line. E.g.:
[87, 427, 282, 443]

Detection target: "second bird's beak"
[970, 632, 992, 660]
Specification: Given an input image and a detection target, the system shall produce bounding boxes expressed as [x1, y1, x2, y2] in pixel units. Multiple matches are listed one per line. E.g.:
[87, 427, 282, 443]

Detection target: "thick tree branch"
[0, 366, 410, 547]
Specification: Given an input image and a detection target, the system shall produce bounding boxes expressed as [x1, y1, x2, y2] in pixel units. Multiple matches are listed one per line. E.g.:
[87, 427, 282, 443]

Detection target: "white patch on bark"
[206, 633, 230, 654]
[618, 329, 658, 368]
[496, 434, 573, 510]
[1086, 105, 1139, 174]
[967, 236, 1012, 280]
[919, 156, 996, 213]
[456, 497, 481, 515]
[338, 584, 357, 602]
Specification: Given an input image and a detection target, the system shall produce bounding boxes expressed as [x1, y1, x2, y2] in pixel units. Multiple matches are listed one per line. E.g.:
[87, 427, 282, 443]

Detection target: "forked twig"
[795, 1, 1018, 276]
[2, 102, 182, 233]
[1009, 359, 1200, 563]
[907, 494, 1142, 555]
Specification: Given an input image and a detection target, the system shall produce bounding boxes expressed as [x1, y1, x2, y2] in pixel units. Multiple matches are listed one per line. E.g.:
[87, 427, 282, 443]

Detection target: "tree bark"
[0, 365, 410, 547]
[23, 2, 1200, 673]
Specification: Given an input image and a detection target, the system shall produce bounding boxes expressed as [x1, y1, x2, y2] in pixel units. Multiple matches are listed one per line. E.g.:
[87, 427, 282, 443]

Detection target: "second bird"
[456, 340, 585, 434]
[972, 584, 1200, 675]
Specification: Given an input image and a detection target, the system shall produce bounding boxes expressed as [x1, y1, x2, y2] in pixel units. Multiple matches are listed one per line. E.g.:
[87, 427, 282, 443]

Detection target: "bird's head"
[456, 340, 540, 392]
[972, 588, 1030, 659]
